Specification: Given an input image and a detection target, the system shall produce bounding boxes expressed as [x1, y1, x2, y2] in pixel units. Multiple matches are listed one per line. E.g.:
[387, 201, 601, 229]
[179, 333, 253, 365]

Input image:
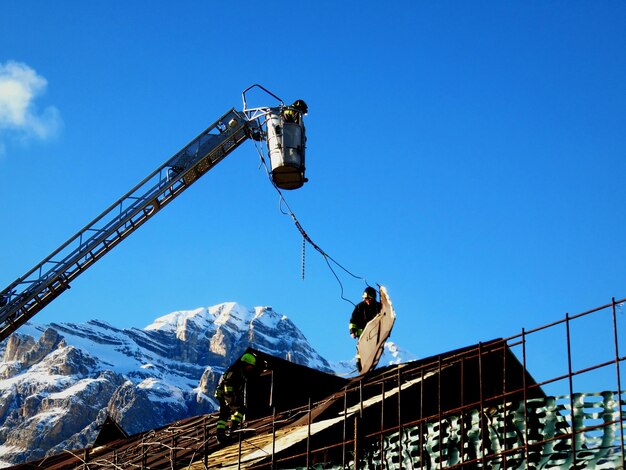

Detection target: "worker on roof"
[214, 352, 259, 443]
[283, 99, 308, 123]
[349, 286, 382, 372]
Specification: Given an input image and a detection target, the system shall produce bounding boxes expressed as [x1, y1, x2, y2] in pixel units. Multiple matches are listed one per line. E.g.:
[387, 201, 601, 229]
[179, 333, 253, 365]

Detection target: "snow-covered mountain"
[0, 302, 413, 467]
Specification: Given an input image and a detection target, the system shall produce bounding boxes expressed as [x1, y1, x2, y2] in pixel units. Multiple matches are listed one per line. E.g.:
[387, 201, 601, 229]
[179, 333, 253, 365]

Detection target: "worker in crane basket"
[349, 286, 382, 372]
[283, 99, 308, 123]
[214, 352, 259, 443]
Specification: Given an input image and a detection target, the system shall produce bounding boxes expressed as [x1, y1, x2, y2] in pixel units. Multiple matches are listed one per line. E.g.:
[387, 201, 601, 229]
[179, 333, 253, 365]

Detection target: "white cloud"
[0, 61, 62, 149]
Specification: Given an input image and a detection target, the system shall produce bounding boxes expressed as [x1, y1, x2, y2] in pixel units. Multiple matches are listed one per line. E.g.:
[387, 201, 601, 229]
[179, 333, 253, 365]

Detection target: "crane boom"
[0, 108, 254, 341]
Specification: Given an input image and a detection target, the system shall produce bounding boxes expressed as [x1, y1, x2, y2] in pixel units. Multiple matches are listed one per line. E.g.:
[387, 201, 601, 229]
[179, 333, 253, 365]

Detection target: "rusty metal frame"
[18, 296, 626, 469]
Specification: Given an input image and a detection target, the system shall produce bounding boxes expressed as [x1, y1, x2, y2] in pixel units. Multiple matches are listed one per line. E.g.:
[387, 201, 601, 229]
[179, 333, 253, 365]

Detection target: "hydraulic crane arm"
[0, 85, 308, 342]
[0, 105, 275, 341]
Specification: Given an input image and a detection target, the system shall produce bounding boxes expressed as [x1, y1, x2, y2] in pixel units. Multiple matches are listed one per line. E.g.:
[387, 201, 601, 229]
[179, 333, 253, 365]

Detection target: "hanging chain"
[301, 237, 306, 280]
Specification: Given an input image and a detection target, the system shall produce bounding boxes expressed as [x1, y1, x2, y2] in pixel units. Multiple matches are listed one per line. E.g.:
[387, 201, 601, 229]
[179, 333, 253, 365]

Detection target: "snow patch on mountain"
[331, 340, 418, 376]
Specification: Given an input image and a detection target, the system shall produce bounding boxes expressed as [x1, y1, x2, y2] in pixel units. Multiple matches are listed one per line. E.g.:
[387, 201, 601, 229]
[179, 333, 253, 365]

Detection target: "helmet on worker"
[241, 353, 257, 366]
[291, 99, 308, 114]
[362, 286, 377, 300]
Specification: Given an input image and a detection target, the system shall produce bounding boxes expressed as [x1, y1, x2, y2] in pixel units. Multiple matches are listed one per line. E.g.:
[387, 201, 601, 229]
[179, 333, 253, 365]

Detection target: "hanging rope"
[252, 139, 366, 306]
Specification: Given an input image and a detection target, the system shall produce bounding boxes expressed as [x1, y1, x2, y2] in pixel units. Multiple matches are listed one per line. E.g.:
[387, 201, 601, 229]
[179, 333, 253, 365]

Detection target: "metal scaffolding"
[13, 297, 626, 469]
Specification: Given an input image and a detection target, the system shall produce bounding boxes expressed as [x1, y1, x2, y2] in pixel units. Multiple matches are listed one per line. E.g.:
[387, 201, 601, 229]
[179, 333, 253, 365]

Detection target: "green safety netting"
[354, 391, 625, 469]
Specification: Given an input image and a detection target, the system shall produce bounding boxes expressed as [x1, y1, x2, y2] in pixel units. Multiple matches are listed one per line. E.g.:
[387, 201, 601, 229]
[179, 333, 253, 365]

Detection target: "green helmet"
[241, 353, 257, 366]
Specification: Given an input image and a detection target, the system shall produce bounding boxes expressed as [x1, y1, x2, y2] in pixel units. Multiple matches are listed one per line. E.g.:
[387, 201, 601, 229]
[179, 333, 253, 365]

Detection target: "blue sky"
[1, 2, 625, 366]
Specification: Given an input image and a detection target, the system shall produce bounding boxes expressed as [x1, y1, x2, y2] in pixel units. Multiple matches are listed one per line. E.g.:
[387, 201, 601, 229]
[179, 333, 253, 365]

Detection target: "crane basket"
[266, 109, 307, 190]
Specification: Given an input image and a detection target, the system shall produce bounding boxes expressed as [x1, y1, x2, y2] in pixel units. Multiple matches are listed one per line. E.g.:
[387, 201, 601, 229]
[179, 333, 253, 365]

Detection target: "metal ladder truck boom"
[0, 85, 308, 342]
